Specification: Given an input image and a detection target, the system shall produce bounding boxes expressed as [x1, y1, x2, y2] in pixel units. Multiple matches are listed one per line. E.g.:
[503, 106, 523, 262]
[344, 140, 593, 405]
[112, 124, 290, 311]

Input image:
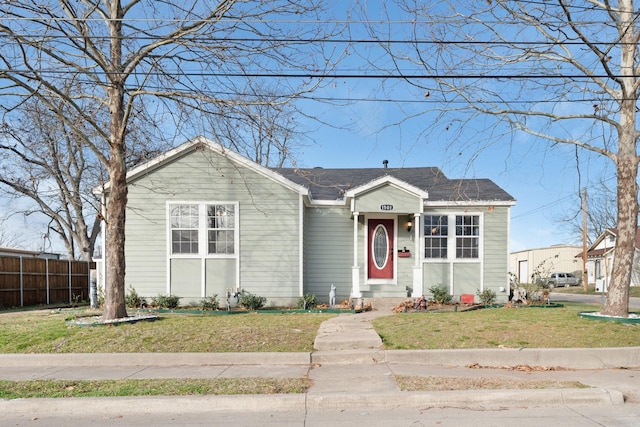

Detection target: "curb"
[383, 347, 640, 369]
[312, 347, 640, 369]
[306, 389, 626, 409]
[0, 389, 624, 415]
[5, 347, 640, 369]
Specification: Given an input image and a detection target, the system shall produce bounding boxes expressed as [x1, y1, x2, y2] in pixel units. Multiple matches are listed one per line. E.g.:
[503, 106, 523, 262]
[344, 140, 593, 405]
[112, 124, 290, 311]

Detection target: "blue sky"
[294, 83, 614, 253]
[7, 68, 612, 255]
[287, 2, 618, 253]
[1, 1, 619, 256]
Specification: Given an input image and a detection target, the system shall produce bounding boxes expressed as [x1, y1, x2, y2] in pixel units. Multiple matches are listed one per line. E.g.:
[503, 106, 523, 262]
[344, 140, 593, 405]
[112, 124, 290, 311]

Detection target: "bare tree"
[0, 217, 24, 248]
[361, 0, 639, 316]
[208, 86, 312, 168]
[0, 92, 164, 261]
[0, 1, 341, 320]
[566, 180, 617, 247]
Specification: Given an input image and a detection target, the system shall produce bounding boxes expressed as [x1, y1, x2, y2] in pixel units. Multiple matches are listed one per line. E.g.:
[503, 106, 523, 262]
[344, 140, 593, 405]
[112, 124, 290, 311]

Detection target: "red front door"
[368, 218, 394, 279]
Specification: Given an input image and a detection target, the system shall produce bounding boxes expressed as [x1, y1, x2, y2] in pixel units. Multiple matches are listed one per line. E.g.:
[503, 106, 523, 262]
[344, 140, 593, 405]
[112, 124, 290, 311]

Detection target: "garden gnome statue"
[329, 283, 336, 307]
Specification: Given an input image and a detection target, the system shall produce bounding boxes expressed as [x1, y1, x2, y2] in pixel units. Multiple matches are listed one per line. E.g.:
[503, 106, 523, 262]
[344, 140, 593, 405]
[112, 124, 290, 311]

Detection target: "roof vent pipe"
[383, 160, 388, 168]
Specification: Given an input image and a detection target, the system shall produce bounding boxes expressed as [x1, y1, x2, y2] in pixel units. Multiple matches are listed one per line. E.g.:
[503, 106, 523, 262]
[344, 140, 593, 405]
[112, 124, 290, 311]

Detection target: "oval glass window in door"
[372, 224, 389, 269]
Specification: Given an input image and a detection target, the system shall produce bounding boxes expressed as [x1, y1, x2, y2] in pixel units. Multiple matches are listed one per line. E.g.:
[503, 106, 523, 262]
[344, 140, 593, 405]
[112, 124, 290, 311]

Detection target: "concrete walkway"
[313, 308, 385, 351]
[0, 306, 639, 415]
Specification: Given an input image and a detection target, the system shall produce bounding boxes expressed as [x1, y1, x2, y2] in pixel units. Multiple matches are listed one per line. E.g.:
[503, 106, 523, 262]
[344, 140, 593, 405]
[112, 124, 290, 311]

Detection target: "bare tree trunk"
[601, 0, 638, 317]
[103, 166, 128, 319]
[103, 1, 128, 320]
[605, 154, 636, 317]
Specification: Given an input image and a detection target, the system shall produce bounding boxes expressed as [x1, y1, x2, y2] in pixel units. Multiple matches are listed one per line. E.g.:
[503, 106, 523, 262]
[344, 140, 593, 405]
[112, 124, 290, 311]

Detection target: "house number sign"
[380, 204, 394, 211]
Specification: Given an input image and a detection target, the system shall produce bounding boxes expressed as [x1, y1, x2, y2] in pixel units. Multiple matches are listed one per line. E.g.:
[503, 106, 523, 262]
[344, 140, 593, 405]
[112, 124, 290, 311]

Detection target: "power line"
[0, 68, 634, 80]
[512, 194, 577, 220]
[0, 34, 632, 47]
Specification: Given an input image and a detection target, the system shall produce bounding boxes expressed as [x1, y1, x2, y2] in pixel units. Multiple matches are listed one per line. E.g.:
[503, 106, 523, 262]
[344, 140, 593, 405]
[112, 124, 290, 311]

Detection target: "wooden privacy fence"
[0, 256, 95, 308]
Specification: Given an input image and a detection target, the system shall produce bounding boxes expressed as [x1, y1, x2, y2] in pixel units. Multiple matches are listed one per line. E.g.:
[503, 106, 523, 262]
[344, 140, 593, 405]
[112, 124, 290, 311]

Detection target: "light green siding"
[124, 147, 301, 302]
[481, 206, 510, 301]
[421, 206, 510, 302]
[423, 263, 450, 292]
[170, 259, 200, 298]
[453, 263, 481, 296]
[303, 206, 353, 303]
[206, 258, 236, 298]
[355, 186, 421, 213]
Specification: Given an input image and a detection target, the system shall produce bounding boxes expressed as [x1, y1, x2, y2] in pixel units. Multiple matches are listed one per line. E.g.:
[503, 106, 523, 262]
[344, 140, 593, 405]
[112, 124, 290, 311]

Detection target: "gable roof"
[586, 227, 640, 258]
[96, 137, 309, 196]
[344, 175, 429, 200]
[274, 167, 515, 204]
[95, 136, 515, 207]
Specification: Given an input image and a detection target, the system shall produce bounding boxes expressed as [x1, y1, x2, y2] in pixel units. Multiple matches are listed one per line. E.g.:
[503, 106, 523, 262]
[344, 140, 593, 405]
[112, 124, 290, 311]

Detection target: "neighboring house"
[97, 137, 516, 306]
[510, 245, 583, 284]
[585, 228, 640, 290]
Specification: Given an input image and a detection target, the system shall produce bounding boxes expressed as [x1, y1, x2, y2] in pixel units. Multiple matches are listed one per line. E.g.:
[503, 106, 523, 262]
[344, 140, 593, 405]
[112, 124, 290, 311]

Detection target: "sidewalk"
[0, 306, 638, 415]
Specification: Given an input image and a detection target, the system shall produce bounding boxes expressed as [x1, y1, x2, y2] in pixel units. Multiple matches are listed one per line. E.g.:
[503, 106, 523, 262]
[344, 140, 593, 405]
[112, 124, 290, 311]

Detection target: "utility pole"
[582, 188, 588, 292]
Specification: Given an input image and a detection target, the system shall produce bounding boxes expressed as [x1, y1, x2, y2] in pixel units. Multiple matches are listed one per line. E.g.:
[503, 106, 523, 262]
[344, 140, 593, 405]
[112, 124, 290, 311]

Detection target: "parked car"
[546, 272, 581, 288]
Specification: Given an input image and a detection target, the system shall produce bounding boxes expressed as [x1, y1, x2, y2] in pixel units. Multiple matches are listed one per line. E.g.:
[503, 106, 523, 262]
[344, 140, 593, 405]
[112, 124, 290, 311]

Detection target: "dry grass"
[0, 378, 311, 398]
[395, 376, 588, 391]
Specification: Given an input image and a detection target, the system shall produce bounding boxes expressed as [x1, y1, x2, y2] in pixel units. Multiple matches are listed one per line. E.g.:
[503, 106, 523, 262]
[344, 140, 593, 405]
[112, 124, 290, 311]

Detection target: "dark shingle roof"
[272, 167, 514, 203]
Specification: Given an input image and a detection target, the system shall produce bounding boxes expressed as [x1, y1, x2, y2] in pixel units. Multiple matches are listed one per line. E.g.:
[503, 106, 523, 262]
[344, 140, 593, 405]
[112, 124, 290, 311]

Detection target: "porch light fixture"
[406, 217, 413, 233]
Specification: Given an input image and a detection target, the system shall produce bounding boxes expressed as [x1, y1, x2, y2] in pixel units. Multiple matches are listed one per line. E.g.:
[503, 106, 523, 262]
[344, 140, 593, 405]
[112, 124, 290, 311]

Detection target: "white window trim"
[422, 212, 483, 263]
[167, 201, 239, 259]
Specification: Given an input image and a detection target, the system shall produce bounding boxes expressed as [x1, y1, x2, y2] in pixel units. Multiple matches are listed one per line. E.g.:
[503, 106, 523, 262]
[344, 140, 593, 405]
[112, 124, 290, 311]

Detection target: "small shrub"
[151, 294, 181, 309]
[476, 288, 496, 305]
[239, 291, 267, 310]
[70, 293, 82, 307]
[200, 294, 220, 311]
[428, 284, 453, 304]
[125, 286, 147, 308]
[297, 293, 317, 309]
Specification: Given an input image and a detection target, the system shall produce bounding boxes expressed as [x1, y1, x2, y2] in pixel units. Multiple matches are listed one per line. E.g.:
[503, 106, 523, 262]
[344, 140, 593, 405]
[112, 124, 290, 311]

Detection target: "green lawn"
[0, 302, 637, 398]
[373, 303, 640, 350]
[0, 310, 332, 353]
[1, 302, 638, 354]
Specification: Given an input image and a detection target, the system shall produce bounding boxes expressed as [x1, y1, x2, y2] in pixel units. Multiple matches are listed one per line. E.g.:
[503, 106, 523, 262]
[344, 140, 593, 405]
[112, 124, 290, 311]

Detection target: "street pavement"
[551, 291, 640, 308]
[0, 298, 639, 424]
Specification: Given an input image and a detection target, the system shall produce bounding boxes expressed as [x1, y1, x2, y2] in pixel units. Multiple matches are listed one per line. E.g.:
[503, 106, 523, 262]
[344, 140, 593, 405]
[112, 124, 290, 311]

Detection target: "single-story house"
[584, 227, 640, 290]
[97, 137, 516, 306]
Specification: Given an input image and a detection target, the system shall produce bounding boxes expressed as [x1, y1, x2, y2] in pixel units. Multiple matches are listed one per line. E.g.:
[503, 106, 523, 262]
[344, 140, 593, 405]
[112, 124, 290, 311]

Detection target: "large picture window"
[169, 202, 237, 256]
[424, 215, 448, 258]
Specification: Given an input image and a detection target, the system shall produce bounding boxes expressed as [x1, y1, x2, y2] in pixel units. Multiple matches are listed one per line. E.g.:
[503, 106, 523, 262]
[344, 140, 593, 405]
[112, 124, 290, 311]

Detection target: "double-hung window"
[455, 215, 479, 258]
[423, 213, 480, 260]
[169, 202, 237, 256]
[424, 215, 448, 258]
[207, 204, 235, 254]
[170, 204, 199, 254]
